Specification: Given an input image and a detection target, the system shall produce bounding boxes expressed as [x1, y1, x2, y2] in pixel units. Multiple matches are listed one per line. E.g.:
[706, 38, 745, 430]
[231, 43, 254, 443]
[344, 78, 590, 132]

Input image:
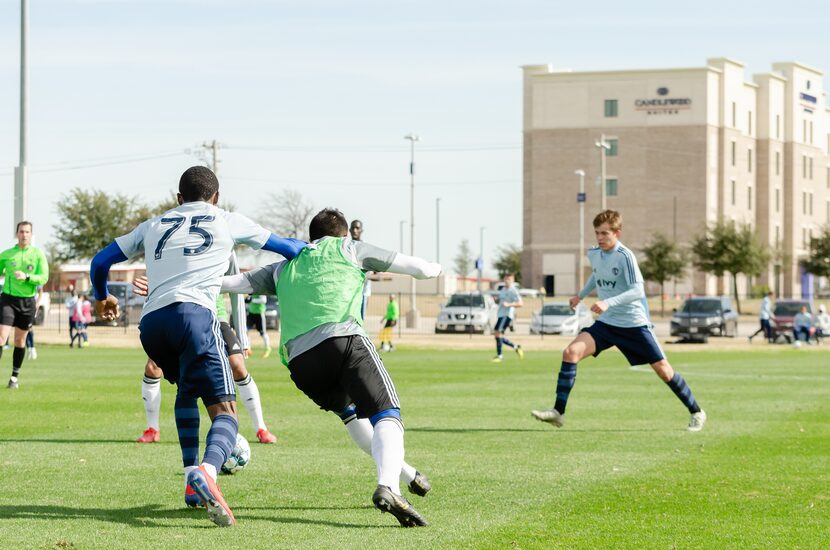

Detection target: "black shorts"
[0, 294, 36, 330]
[288, 335, 400, 418]
[247, 312, 265, 333]
[220, 321, 244, 356]
[494, 316, 512, 332]
[383, 319, 397, 329]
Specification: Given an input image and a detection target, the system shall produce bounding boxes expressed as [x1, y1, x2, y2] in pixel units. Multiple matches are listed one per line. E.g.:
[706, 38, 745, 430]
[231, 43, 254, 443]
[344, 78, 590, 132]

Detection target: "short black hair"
[16, 221, 32, 232]
[309, 208, 349, 241]
[179, 166, 219, 202]
[350, 219, 362, 229]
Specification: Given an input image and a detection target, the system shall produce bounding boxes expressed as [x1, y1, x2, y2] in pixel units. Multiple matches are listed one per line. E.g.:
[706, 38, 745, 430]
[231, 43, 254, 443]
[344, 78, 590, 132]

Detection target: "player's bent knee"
[207, 400, 237, 419]
[562, 345, 582, 363]
[651, 360, 674, 381]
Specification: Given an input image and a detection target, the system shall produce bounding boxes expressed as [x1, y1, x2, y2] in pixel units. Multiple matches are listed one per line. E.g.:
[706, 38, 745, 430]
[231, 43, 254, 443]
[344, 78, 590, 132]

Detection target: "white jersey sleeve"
[222, 211, 270, 250]
[115, 219, 151, 260]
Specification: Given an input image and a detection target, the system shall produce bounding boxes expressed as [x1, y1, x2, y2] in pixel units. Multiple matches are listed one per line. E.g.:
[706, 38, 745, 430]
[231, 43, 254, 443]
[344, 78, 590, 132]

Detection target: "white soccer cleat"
[687, 410, 707, 432]
[531, 407, 564, 427]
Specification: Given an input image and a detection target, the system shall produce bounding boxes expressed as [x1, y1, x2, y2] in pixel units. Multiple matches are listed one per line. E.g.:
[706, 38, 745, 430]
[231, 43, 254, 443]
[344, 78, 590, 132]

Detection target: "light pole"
[575, 169, 586, 292]
[595, 134, 611, 210]
[14, 0, 28, 231]
[404, 133, 420, 327]
[477, 226, 486, 291]
[435, 197, 441, 265]
[399, 220, 406, 253]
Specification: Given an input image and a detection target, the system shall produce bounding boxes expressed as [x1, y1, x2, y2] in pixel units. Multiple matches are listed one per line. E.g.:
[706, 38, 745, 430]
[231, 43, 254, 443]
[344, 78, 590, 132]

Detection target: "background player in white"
[90, 166, 304, 527]
[491, 273, 524, 362]
[531, 210, 706, 432]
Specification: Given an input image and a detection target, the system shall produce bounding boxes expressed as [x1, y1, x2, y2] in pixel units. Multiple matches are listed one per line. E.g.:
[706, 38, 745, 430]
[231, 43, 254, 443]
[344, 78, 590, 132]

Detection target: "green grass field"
[1, 345, 828, 549]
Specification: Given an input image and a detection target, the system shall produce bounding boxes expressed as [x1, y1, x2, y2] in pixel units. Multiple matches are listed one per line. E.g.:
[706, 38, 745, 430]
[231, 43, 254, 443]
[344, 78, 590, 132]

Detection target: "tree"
[454, 239, 473, 277]
[257, 190, 314, 240]
[493, 243, 522, 282]
[639, 233, 688, 317]
[690, 221, 770, 314]
[802, 227, 830, 278]
[52, 188, 153, 262]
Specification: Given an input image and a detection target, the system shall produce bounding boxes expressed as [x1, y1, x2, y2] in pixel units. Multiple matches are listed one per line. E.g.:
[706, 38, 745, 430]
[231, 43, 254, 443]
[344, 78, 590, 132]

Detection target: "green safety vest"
[276, 237, 365, 366]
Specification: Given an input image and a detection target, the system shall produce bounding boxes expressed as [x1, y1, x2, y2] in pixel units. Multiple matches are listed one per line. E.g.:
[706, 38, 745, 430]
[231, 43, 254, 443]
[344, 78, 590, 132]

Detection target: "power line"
[221, 176, 519, 187]
[225, 143, 520, 153]
[0, 150, 187, 175]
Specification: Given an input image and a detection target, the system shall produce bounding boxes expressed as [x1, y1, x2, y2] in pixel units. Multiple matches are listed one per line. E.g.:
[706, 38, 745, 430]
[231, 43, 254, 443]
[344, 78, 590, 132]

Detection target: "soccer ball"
[221, 433, 251, 475]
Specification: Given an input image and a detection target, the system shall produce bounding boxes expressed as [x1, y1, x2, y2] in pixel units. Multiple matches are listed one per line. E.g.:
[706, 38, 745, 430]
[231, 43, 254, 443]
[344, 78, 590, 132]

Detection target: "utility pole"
[595, 134, 611, 210]
[404, 133, 420, 328]
[13, 0, 28, 230]
[202, 140, 221, 174]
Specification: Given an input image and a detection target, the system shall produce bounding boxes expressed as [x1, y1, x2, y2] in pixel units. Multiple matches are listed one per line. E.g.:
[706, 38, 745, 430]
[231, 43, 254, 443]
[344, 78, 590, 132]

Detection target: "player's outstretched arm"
[260, 234, 307, 260]
[388, 253, 441, 280]
[90, 241, 129, 320]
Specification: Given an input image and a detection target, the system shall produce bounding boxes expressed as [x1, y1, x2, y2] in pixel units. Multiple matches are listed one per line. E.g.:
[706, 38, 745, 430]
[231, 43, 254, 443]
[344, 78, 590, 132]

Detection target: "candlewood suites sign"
[634, 87, 692, 115]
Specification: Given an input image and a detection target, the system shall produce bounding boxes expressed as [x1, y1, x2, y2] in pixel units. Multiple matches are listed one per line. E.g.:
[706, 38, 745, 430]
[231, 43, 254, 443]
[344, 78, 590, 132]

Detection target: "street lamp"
[399, 220, 406, 253]
[575, 169, 586, 292]
[595, 135, 611, 211]
[14, 0, 29, 231]
[404, 133, 420, 328]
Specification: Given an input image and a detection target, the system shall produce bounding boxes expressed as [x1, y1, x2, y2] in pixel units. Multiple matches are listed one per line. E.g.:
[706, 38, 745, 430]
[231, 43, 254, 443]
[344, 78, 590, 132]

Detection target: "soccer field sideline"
[0, 346, 828, 548]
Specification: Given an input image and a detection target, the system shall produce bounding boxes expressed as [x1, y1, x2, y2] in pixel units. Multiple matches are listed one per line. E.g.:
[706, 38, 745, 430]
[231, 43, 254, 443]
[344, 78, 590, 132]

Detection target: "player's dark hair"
[179, 166, 219, 202]
[504, 273, 515, 279]
[309, 208, 349, 241]
[16, 221, 32, 232]
[593, 209, 622, 231]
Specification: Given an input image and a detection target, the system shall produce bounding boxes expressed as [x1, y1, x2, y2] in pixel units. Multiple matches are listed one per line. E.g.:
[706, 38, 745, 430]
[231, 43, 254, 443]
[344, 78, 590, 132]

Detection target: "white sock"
[202, 463, 217, 481]
[141, 376, 162, 430]
[184, 465, 198, 488]
[261, 332, 271, 348]
[346, 418, 416, 483]
[236, 374, 266, 432]
[371, 418, 405, 495]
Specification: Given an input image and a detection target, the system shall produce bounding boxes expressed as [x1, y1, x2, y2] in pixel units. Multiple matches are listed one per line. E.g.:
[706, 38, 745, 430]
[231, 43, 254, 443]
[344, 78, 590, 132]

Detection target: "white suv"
[435, 293, 497, 334]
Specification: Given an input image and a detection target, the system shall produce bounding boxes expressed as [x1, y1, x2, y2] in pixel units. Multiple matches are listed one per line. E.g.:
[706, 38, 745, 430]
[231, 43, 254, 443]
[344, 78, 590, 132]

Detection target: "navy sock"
[12, 347, 25, 378]
[501, 338, 516, 349]
[174, 395, 200, 468]
[496, 338, 503, 355]
[203, 413, 238, 471]
[554, 361, 578, 414]
[666, 373, 701, 414]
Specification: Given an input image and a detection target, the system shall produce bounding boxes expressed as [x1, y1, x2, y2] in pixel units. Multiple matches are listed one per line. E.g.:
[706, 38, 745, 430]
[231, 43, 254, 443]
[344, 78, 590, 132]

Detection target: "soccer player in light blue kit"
[532, 210, 706, 432]
[491, 273, 524, 362]
[90, 166, 305, 527]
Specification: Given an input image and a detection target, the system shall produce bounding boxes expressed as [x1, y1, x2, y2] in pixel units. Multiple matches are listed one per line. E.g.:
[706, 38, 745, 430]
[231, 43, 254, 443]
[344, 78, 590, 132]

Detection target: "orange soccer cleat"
[136, 427, 159, 443]
[187, 466, 236, 527]
[256, 428, 277, 444]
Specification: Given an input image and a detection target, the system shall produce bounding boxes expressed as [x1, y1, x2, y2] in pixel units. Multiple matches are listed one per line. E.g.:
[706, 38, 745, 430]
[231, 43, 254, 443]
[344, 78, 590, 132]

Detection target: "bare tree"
[257, 190, 314, 240]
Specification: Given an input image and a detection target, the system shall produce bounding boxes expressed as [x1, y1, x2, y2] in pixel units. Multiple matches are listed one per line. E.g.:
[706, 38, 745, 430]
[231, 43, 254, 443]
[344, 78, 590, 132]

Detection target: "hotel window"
[827, 167, 830, 188]
[809, 157, 814, 180]
[775, 225, 780, 246]
[606, 138, 618, 157]
[803, 155, 807, 178]
[810, 121, 814, 144]
[803, 120, 808, 143]
[775, 188, 780, 213]
[748, 149, 752, 172]
[748, 111, 752, 135]
[803, 228, 807, 248]
[605, 178, 618, 197]
[803, 191, 807, 214]
[731, 179, 736, 205]
[776, 115, 780, 139]
[810, 192, 814, 215]
[604, 99, 618, 118]
[731, 102, 736, 127]
[748, 186, 752, 210]
[731, 141, 736, 166]
[775, 151, 780, 176]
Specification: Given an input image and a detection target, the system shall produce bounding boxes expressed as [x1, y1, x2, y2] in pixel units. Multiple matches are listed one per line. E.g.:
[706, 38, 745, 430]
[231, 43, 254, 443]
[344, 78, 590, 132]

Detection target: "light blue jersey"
[578, 242, 649, 328]
[497, 286, 522, 319]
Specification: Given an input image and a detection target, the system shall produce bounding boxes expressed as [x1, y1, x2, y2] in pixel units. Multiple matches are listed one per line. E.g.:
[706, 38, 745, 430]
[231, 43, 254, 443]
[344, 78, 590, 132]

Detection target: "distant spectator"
[792, 305, 813, 345]
[815, 304, 830, 342]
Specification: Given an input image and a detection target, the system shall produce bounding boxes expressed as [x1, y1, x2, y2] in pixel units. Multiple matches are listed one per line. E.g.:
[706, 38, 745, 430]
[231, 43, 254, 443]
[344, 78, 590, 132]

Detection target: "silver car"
[529, 302, 593, 335]
[435, 293, 497, 334]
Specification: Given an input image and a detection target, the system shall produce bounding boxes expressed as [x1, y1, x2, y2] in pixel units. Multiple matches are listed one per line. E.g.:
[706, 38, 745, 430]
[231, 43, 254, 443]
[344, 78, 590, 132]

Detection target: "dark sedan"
[670, 296, 739, 342]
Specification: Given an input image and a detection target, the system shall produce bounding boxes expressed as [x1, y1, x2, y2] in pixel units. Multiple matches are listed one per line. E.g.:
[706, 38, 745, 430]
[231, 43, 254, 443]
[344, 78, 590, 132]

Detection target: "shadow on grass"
[0, 504, 386, 529]
[409, 427, 666, 434]
[0, 439, 175, 444]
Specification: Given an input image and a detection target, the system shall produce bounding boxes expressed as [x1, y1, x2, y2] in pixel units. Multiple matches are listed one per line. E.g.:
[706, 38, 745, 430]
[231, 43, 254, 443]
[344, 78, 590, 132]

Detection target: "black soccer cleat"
[372, 485, 428, 527]
[408, 471, 431, 497]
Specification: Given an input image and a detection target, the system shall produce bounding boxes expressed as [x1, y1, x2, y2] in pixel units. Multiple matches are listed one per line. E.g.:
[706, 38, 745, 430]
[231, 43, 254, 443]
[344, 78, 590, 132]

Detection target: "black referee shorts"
[0, 294, 36, 330]
[288, 335, 400, 419]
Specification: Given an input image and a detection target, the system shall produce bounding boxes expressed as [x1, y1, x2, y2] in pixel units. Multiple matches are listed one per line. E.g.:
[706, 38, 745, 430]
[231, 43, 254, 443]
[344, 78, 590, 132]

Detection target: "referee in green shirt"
[0, 221, 49, 389]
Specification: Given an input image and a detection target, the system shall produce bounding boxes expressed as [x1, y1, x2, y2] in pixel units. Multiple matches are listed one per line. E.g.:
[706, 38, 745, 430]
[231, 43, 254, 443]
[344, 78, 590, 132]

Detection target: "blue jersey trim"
[369, 407, 401, 426]
[617, 248, 637, 284]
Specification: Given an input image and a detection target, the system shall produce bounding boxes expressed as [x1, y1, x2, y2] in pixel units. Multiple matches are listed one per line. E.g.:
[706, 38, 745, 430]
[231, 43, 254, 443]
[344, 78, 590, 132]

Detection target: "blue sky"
[1, 0, 830, 271]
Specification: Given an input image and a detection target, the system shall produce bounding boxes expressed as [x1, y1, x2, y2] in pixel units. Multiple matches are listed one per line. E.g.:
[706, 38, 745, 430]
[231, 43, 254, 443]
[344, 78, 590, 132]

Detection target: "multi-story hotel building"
[522, 58, 827, 298]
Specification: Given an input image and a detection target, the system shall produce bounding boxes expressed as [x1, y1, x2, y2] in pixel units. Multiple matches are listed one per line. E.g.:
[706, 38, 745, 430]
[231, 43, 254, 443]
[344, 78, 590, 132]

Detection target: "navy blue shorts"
[139, 302, 235, 406]
[581, 320, 664, 366]
[494, 316, 512, 332]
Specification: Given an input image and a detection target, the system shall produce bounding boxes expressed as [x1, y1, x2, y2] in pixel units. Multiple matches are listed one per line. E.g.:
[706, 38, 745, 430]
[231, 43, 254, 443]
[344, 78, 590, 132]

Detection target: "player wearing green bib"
[1, 221, 49, 389]
[220, 208, 441, 527]
[379, 295, 399, 352]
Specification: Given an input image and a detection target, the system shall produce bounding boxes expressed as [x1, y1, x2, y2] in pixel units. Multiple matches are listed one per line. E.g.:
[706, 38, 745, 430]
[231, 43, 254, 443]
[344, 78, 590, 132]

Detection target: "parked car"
[670, 296, 739, 342]
[34, 291, 50, 325]
[91, 282, 145, 326]
[770, 299, 812, 341]
[529, 302, 593, 335]
[435, 293, 497, 334]
[264, 296, 279, 330]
